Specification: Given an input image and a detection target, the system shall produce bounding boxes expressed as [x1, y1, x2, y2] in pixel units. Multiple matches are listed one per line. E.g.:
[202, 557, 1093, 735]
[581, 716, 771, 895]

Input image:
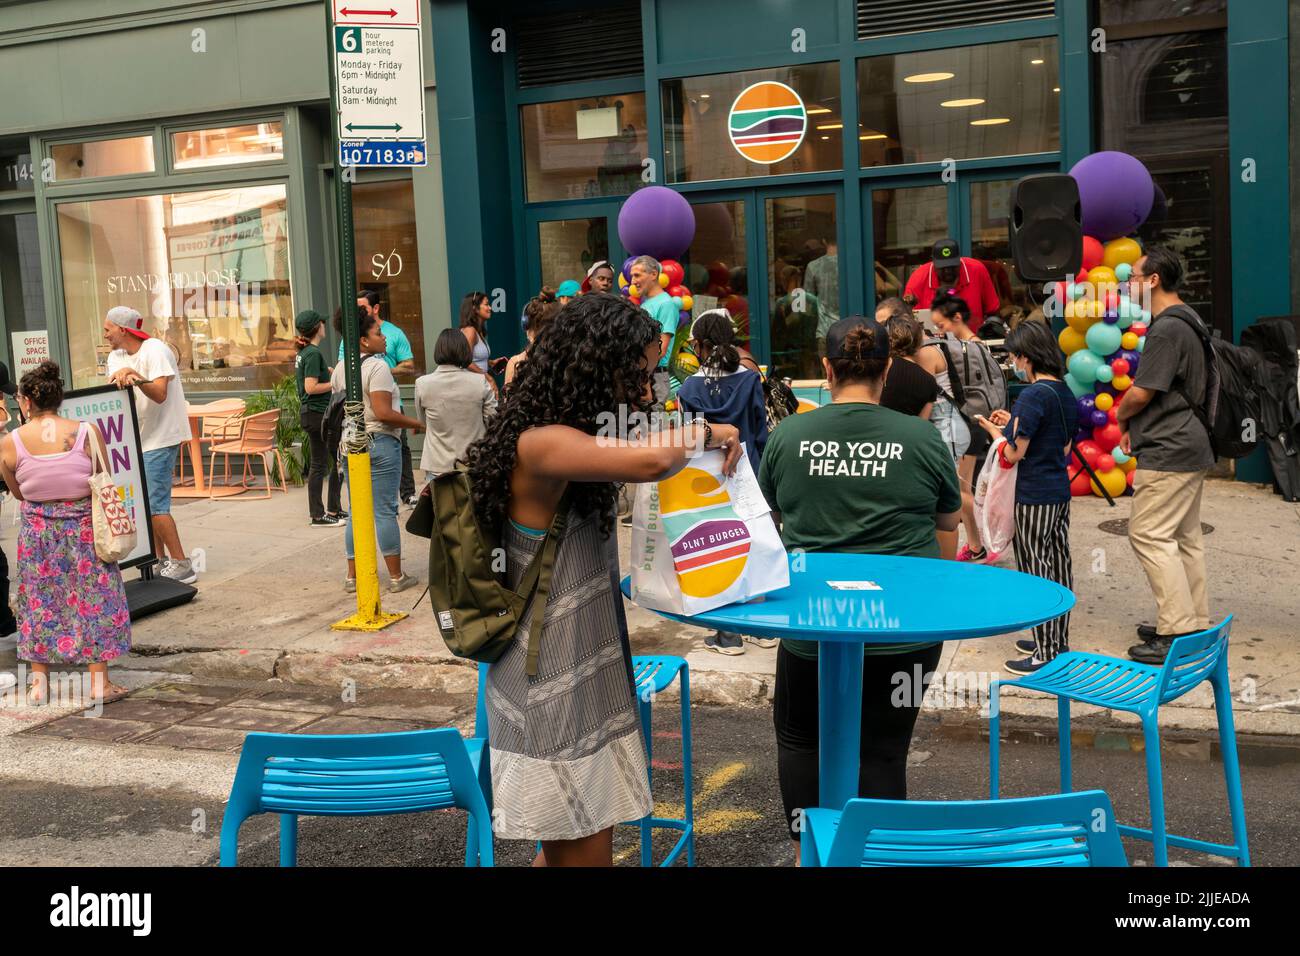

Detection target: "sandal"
[89, 682, 131, 705]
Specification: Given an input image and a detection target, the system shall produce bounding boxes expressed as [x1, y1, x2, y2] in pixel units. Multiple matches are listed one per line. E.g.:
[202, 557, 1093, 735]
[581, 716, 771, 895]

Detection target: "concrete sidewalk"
[4, 473, 1297, 738]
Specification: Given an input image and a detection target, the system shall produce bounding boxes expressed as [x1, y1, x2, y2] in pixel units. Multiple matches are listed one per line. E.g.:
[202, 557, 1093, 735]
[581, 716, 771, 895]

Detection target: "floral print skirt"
[15, 499, 131, 665]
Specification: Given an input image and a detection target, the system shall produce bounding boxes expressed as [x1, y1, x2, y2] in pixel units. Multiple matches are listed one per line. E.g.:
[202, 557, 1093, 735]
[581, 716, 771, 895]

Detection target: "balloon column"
[615, 187, 698, 396]
[1058, 151, 1156, 498]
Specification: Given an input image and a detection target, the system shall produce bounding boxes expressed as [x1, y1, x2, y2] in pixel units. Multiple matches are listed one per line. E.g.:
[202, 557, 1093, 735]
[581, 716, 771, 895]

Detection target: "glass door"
[863, 180, 957, 308]
[524, 202, 621, 298]
[958, 166, 1057, 322]
[761, 190, 840, 382]
[0, 208, 48, 380]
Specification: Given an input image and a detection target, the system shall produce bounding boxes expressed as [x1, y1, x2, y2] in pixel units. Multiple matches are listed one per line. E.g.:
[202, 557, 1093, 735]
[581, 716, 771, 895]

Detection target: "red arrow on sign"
[339, 6, 397, 16]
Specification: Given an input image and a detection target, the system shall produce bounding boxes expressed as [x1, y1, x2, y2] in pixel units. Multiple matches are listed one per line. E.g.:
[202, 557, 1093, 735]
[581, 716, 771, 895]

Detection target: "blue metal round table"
[622, 551, 1075, 811]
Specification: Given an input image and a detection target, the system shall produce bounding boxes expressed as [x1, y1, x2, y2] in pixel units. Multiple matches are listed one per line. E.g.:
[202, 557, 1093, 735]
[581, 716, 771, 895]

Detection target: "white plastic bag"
[974, 437, 1017, 557]
[630, 445, 788, 616]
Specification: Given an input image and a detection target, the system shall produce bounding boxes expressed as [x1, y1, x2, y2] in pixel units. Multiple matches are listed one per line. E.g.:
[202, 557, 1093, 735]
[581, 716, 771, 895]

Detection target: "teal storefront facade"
[430, 0, 1292, 483]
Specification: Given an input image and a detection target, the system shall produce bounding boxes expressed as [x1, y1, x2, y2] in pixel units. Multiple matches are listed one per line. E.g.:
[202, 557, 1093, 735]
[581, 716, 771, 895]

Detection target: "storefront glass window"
[353, 179, 425, 378]
[663, 62, 842, 184]
[969, 179, 1029, 319]
[0, 213, 47, 344]
[682, 200, 749, 349]
[537, 217, 609, 292]
[870, 185, 948, 304]
[522, 93, 648, 202]
[856, 38, 1059, 167]
[172, 122, 285, 170]
[51, 135, 155, 181]
[56, 184, 294, 392]
[767, 194, 837, 382]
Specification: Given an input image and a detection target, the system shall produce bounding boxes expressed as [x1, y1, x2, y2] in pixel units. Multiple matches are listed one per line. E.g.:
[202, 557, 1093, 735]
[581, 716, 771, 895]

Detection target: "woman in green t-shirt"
[757, 316, 962, 864]
[294, 310, 343, 528]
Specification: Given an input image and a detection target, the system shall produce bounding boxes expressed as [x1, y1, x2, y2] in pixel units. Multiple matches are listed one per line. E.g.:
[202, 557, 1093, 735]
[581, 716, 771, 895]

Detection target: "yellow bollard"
[332, 450, 407, 631]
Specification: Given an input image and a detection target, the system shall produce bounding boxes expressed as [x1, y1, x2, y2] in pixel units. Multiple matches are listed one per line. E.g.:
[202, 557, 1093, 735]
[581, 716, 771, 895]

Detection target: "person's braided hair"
[465, 292, 658, 538]
[691, 309, 740, 377]
[19, 360, 64, 412]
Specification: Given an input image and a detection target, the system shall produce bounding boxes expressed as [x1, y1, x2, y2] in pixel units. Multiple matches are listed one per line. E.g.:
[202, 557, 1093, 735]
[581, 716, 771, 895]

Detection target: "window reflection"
[767, 194, 837, 382]
[172, 122, 285, 170]
[522, 93, 648, 201]
[57, 185, 294, 391]
[969, 180, 1030, 320]
[857, 38, 1059, 167]
[870, 186, 947, 304]
[353, 179, 425, 377]
[51, 136, 155, 181]
[537, 217, 609, 293]
[682, 201, 748, 347]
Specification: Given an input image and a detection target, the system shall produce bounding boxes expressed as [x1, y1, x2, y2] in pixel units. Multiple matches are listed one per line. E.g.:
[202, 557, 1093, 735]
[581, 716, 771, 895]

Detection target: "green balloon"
[1068, 350, 1102, 384]
[1095, 364, 1114, 383]
[1065, 372, 1089, 397]
[1085, 321, 1123, 357]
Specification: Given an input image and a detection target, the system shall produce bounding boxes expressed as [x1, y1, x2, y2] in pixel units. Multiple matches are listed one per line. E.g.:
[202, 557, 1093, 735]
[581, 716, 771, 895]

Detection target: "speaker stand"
[125, 562, 197, 621]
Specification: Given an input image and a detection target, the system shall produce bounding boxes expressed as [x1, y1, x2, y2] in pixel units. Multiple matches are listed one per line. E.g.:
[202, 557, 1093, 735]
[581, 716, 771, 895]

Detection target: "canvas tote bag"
[88, 429, 137, 564]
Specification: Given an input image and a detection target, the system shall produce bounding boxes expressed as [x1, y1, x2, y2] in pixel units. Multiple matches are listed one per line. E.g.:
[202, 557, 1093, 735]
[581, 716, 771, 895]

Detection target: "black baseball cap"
[932, 238, 961, 267]
[825, 315, 891, 360]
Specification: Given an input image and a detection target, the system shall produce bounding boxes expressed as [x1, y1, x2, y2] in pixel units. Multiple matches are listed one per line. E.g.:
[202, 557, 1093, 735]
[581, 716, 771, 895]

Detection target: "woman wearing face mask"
[974, 321, 1078, 676]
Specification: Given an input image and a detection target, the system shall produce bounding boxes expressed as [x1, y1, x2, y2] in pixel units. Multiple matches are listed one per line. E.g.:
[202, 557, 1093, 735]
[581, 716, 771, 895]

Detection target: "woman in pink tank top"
[0, 361, 131, 706]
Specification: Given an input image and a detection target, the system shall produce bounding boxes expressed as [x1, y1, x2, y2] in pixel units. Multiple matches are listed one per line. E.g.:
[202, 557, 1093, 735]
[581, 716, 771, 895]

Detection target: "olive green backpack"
[426, 467, 567, 677]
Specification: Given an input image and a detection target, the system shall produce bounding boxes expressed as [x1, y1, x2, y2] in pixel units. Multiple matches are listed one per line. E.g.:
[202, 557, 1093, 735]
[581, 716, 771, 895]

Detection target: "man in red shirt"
[903, 238, 1001, 333]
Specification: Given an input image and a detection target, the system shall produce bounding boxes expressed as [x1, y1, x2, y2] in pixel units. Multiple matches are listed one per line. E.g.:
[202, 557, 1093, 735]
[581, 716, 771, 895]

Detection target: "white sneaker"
[161, 558, 198, 585]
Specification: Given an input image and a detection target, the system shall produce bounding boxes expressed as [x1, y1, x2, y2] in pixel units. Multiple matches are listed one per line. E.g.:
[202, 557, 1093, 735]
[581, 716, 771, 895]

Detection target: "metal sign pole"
[327, 4, 404, 631]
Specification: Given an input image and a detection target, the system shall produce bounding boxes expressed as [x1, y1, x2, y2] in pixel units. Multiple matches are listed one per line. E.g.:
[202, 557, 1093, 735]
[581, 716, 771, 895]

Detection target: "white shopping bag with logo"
[630, 445, 788, 616]
[974, 437, 1017, 557]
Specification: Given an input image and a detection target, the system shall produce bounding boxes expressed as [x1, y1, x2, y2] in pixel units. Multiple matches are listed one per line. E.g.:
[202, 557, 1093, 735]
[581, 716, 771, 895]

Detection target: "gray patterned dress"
[486, 505, 653, 841]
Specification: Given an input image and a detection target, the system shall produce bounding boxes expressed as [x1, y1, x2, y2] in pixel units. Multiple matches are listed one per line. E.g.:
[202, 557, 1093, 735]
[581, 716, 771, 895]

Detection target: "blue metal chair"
[989, 616, 1248, 867]
[219, 727, 494, 867]
[801, 791, 1127, 867]
[628, 655, 695, 867]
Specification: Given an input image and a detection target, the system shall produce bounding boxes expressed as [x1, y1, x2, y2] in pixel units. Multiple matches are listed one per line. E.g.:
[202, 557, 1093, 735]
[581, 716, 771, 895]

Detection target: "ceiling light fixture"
[816, 123, 843, 130]
[1031, 59, 1044, 65]
[971, 118, 1011, 126]
[807, 107, 832, 115]
[903, 72, 954, 83]
[859, 133, 887, 141]
[940, 98, 985, 108]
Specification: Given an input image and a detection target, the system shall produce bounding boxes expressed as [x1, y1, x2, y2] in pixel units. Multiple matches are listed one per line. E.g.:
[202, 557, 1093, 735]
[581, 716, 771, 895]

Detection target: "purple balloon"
[1103, 311, 1119, 324]
[621, 256, 637, 281]
[1091, 409, 1109, 429]
[1077, 396, 1096, 418]
[1070, 151, 1155, 241]
[1120, 349, 1140, 372]
[618, 186, 696, 261]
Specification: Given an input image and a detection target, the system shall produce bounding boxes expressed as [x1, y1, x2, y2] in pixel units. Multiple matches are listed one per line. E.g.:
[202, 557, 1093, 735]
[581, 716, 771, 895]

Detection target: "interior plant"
[242, 373, 308, 486]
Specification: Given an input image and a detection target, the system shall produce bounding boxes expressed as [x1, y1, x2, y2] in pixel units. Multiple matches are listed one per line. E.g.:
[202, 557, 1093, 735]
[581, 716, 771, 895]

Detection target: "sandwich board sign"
[332, 1, 427, 167]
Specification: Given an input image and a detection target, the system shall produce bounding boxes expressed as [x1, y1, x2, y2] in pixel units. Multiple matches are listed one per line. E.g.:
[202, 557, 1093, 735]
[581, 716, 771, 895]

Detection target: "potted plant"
[243, 374, 308, 486]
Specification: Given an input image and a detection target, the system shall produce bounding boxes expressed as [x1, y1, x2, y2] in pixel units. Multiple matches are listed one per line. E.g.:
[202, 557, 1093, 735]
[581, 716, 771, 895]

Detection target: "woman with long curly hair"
[466, 292, 742, 867]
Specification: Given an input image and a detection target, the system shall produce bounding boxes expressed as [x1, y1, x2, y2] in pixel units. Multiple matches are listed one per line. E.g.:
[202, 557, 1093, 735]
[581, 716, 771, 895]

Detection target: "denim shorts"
[142, 444, 181, 516]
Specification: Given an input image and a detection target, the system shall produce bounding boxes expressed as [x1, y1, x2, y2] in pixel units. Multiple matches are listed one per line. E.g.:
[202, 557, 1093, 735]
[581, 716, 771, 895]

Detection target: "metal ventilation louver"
[515, 4, 644, 89]
[856, 0, 1056, 40]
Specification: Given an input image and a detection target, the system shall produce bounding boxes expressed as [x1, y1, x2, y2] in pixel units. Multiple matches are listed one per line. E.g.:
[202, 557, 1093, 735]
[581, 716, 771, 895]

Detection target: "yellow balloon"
[1121, 332, 1139, 350]
[1091, 468, 1127, 498]
[681, 294, 694, 311]
[1066, 310, 1092, 334]
[1103, 237, 1142, 270]
[1059, 327, 1086, 355]
[1087, 298, 1104, 319]
[1112, 374, 1132, 391]
[1120, 455, 1137, 473]
[1064, 299, 1078, 319]
[658, 272, 670, 288]
[618, 273, 628, 290]
[1087, 266, 1117, 288]
[1094, 391, 1114, 412]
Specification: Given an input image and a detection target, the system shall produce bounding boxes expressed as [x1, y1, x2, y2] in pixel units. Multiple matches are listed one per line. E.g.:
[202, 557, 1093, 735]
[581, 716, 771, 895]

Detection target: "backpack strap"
[515, 490, 572, 678]
[1162, 305, 1220, 456]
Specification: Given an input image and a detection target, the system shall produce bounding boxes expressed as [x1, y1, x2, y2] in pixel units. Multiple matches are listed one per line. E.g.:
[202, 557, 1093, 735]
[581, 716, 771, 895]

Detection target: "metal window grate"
[856, 0, 1056, 40]
[515, 4, 644, 89]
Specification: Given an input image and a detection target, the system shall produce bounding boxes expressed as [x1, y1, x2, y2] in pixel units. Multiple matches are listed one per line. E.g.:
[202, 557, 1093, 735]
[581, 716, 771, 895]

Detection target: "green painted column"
[1059, 0, 1093, 170]
[1228, 0, 1290, 484]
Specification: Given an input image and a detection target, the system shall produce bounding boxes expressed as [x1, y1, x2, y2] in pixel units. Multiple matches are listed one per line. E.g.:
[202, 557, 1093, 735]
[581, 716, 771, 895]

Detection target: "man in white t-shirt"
[103, 306, 197, 584]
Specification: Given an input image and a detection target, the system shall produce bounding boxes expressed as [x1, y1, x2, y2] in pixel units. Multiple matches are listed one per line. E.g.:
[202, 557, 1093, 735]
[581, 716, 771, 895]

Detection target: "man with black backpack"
[1117, 247, 1214, 664]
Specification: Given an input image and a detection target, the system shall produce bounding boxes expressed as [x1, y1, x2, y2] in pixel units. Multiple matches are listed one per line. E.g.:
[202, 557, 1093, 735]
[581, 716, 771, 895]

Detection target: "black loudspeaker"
[1009, 174, 1083, 282]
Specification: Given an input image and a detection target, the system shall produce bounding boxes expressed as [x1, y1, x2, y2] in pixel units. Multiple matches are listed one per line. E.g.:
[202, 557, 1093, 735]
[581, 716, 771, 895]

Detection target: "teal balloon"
[1095, 364, 1114, 383]
[1140, 308, 1152, 322]
[1065, 373, 1089, 397]
[1137, 337, 1146, 353]
[1115, 308, 1134, 330]
[1112, 446, 1131, 465]
[1068, 350, 1102, 385]
[1085, 321, 1123, 357]
[1114, 263, 1132, 282]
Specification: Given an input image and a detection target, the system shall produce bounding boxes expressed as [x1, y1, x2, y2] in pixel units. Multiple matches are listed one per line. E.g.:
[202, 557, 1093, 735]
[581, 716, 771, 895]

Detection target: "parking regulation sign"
[332, 2, 426, 167]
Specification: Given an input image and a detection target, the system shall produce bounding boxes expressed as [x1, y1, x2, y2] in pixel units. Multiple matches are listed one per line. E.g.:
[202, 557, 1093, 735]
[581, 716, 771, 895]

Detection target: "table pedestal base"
[818, 642, 864, 811]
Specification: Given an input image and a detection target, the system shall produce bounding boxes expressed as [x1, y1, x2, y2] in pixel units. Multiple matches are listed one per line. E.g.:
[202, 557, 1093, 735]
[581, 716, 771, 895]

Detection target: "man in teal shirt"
[630, 255, 680, 405]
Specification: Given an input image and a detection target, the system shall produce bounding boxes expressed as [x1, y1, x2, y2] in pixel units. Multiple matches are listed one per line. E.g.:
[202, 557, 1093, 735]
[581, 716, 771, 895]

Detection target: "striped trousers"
[1011, 501, 1073, 660]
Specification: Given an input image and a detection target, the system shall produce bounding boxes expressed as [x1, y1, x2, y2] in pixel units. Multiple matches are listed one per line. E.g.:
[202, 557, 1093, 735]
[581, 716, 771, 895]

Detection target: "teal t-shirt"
[757, 401, 962, 659]
[295, 344, 330, 413]
[641, 292, 680, 368]
[337, 319, 414, 369]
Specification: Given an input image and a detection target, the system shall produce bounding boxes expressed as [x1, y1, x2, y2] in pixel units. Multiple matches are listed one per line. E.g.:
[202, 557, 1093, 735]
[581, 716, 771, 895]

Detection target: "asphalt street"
[1, 682, 1295, 868]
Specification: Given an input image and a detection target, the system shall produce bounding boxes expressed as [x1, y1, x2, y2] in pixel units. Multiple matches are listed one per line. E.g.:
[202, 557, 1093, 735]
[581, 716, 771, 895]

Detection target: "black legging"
[300, 409, 341, 520]
[773, 641, 943, 839]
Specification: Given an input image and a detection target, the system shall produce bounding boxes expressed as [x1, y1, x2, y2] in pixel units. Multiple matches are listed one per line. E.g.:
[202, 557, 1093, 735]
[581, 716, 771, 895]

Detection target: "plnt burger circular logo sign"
[728, 81, 807, 165]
